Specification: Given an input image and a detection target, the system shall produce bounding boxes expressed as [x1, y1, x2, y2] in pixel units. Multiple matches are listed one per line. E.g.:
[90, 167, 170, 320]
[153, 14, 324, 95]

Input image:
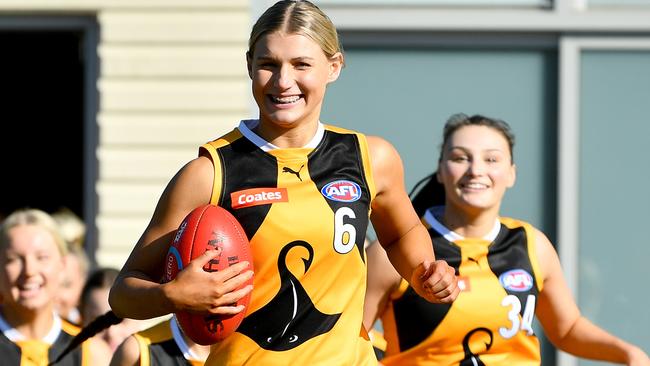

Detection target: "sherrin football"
[163, 204, 253, 345]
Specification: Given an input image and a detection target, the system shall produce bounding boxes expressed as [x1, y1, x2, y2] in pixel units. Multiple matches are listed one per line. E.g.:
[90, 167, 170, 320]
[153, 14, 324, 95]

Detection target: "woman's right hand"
[164, 248, 254, 315]
[626, 345, 650, 366]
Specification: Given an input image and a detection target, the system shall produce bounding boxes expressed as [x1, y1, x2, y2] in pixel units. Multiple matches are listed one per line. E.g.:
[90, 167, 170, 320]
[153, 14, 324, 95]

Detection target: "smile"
[461, 182, 488, 190]
[270, 95, 301, 104]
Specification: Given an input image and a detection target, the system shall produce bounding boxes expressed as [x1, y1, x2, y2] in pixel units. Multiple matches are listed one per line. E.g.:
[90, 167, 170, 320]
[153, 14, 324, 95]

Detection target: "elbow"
[107, 283, 126, 318]
[545, 316, 582, 352]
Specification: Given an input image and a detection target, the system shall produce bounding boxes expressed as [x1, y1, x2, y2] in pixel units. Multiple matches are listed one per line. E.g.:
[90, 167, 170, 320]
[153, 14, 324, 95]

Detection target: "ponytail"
[409, 173, 445, 217]
[49, 311, 123, 365]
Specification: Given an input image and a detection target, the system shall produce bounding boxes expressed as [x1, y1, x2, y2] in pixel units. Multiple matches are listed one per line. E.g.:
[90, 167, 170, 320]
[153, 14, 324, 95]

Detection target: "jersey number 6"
[333, 207, 356, 254]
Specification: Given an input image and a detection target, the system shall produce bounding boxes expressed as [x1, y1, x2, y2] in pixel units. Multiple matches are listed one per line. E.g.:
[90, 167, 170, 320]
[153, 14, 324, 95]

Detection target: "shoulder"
[367, 136, 402, 171]
[109, 335, 141, 366]
[323, 123, 361, 135]
[366, 136, 404, 195]
[87, 337, 112, 366]
[500, 216, 546, 243]
[367, 135, 397, 156]
[180, 155, 214, 177]
[168, 155, 214, 195]
[501, 217, 556, 284]
[201, 125, 245, 151]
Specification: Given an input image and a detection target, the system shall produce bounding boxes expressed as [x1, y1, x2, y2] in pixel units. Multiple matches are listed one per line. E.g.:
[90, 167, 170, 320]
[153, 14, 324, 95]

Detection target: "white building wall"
[0, 0, 252, 268]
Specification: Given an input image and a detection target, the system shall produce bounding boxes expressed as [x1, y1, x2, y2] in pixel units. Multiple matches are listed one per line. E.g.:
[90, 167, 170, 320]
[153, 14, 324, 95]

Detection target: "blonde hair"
[248, 0, 343, 61]
[0, 208, 68, 256]
[52, 208, 86, 250]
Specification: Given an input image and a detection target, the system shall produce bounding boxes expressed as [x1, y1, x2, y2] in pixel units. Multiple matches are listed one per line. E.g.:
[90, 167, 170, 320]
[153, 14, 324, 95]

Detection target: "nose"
[274, 64, 293, 90]
[23, 256, 38, 277]
[467, 159, 486, 176]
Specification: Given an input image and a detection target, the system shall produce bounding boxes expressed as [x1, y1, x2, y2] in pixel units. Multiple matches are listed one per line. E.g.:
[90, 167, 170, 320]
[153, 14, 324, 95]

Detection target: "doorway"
[0, 17, 99, 261]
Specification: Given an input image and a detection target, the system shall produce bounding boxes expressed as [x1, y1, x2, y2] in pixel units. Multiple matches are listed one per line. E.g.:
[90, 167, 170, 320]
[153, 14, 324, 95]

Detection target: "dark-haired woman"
[364, 114, 649, 365]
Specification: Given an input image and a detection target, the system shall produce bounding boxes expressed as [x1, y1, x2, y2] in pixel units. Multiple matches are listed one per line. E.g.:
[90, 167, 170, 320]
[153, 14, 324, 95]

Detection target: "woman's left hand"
[410, 260, 459, 304]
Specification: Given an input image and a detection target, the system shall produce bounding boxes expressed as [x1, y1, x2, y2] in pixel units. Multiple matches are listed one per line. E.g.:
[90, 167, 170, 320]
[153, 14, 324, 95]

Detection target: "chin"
[264, 112, 304, 126]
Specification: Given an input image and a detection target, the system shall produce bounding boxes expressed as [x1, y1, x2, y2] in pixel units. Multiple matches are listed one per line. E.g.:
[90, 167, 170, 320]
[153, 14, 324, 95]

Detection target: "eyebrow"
[448, 146, 506, 154]
[255, 55, 316, 62]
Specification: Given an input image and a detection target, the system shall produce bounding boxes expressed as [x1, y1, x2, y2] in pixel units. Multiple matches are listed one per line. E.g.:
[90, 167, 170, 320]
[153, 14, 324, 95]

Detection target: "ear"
[327, 52, 344, 83]
[506, 163, 517, 188]
[246, 51, 253, 80]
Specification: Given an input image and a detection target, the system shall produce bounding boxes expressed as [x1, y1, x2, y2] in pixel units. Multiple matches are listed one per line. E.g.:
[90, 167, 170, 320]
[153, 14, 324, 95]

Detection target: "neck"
[255, 119, 319, 148]
[442, 203, 500, 238]
[1, 305, 55, 340]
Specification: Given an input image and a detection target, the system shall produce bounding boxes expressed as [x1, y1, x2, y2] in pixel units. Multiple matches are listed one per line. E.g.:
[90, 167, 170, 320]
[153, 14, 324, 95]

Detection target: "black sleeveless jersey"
[381, 207, 544, 366]
[132, 318, 203, 366]
[0, 313, 91, 366]
[201, 120, 377, 365]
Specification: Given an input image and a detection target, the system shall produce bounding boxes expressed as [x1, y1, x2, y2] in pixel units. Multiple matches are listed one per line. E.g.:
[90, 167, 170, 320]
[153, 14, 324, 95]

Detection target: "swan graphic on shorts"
[460, 327, 493, 366]
[237, 240, 341, 351]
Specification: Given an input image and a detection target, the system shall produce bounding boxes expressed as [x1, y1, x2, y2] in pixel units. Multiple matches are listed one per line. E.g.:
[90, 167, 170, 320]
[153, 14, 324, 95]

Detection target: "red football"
[163, 204, 253, 345]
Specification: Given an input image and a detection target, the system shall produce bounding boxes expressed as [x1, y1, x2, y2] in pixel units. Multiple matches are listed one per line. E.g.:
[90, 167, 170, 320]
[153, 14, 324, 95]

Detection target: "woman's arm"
[363, 240, 402, 330]
[367, 136, 458, 304]
[109, 156, 253, 320]
[535, 229, 649, 365]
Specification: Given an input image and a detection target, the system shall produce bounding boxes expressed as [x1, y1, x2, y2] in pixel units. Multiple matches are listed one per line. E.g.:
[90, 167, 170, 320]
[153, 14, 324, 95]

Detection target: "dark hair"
[411, 113, 515, 217]
[49, 311, 123, 365]
[438, 113, 515, 165]
[79, 267, 120, 315]
[409, 173, 445, 218]
[50, 268, 123, 365]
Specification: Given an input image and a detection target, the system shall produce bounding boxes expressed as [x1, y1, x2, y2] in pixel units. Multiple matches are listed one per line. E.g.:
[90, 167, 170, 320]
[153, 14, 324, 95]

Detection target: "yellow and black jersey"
[0, 311, 92, 366]
[132, 317, 203, 366]
[381, 206, 544, 366]
[200, 120, 377, 365]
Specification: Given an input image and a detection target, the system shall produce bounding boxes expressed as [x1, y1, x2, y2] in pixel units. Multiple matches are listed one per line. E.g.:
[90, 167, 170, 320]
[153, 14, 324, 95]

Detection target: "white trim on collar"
[423, 206, 501, 243]
[238, 119, 325, 151]
[171, 315, 201, 361]
[0, 310, 62, 345]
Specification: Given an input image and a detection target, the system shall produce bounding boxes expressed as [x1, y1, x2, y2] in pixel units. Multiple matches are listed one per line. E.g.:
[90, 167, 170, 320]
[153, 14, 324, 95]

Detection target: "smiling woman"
[363, 113, 650, 366]
[107, 1, 458, 365]
[0, 208, 110, 366]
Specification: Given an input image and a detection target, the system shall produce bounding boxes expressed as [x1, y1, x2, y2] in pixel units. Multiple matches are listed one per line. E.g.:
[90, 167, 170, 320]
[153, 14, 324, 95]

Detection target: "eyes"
[255, 59, 313, 71]
[2, 251, 55, 266]
[448, 152, 502, 164]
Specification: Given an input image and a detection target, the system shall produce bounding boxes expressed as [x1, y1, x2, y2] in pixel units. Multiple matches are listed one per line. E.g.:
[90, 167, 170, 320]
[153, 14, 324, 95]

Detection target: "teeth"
[464, 183, 487, 189]
[21, 283, 40, 290]
[271, 95, 300, 104]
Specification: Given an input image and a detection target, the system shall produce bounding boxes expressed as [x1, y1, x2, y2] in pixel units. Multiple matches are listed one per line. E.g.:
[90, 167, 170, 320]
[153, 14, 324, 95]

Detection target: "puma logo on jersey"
[231, 188, 288, 209]
[282, 165, 304, 181]
[321, 180, 362, 202]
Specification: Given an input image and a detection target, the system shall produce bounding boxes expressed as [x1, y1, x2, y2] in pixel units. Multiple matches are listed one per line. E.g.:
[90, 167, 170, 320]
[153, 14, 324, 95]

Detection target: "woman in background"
[0, 208, 110, 366]
[80, 267, 145, 352]
[364, 114, 650, 365]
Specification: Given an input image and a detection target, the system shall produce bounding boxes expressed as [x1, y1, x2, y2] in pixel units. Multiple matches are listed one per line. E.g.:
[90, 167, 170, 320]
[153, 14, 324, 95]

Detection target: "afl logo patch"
[321, 180, 362, 202]
[499, 269, 533, 292]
